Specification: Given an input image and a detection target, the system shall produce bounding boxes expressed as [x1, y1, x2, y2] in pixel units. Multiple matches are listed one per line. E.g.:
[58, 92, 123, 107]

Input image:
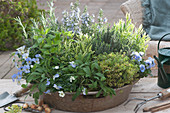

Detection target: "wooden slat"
[0, 51, 13, 67]
[4, 66, 18, 79]
[0, 56, 14, 79]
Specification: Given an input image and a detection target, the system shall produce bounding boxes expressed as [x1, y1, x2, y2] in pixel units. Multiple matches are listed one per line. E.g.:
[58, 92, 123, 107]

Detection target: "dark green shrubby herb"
[91, 14, 150, 56]
[0, 0, 44, 51]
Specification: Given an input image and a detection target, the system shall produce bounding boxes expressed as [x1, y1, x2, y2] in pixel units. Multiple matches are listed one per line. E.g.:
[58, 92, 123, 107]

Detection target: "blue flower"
[18, 66, 23, 71]
[53, 84, 62, 90]
[26, 57, 32, 65]
[91, 19, 95, 23]
[16, 76, 22, 83]
[11, 72, 22, 83]
[140, 64, 145, 72]
[136, 55, 142, 62]
[22, 53, 29, 60]
[14, 62, 18, 68]
[69, 61, 76, 68]
[44, 90, 50, 94]
[15, 51, 19, 55]
[12, 74, 17, 82]
[17, 71, 22, 76]
[148, 57, 155, 67]
[67, 36, 70, 39]
[46, 79, 50, 86]
[103, 17, 108, 23]
[131, 52, 142, 62]
[53, 74, 59, 80]
[35, 54, 42, 59]
[23, 65, 30, 73]
[145, 60, 152, 69]
[22, 61, 25, 65]
[32, 58, 40, 64]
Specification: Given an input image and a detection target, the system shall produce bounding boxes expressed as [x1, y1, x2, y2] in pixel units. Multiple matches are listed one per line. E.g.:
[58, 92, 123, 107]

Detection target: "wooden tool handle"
[143, 101, 170, 112]
[151, 103, 170, 112]
[14, 84, 33, 97]
[160, 88, 170, 100]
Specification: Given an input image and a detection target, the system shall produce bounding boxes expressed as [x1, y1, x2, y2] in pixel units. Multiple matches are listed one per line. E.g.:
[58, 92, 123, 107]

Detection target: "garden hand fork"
[124, 88, 170, 113]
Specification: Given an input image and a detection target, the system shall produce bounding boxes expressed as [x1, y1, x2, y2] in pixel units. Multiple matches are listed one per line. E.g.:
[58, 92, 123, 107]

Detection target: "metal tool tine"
[134, 95, 161, 113]
[124, 97, 146, 106]
[134, 101, 146, 113]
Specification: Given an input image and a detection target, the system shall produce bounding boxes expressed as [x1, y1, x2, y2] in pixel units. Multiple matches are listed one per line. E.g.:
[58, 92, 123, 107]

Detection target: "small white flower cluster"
[59, 91, 65, 97]
[44, 89, 65, 98]
[70, 76, 75, 82]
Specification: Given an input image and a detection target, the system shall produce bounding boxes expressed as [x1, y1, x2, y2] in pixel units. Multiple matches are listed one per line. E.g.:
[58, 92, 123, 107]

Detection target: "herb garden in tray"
[11, 1, 155, 112]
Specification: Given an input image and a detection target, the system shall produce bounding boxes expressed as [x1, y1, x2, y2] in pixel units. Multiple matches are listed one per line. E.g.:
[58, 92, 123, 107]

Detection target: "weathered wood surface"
[0, 78, 170, 113]
[0, 51, 15, 79]
[4, 67, 18, 79]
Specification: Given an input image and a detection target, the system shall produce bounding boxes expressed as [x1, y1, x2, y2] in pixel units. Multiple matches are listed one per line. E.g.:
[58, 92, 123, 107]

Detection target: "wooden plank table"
[0, 78, 170, 113]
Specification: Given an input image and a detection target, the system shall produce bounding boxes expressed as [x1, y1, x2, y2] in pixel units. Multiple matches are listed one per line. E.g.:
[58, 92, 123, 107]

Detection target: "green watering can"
[154, 33, 170, 88]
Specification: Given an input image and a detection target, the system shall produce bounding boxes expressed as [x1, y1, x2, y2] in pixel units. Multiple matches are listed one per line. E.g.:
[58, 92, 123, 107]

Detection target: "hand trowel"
[0, 84, 33, 108]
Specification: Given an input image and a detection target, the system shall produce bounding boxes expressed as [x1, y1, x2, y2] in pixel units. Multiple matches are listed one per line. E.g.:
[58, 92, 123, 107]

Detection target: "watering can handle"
[158, 33, 170, 50]
[153, 56, 169, 82]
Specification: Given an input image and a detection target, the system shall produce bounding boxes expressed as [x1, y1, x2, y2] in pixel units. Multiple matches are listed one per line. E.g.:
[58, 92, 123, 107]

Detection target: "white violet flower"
[16, 45, 25, 54]
[59, 91, 65, 97]
[30, 65, 34, 68]
[70, 76, 75, 82]
[82, 88, 86, 95]
[139, 52, 144, 56]
[54, 66, 59, 69]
